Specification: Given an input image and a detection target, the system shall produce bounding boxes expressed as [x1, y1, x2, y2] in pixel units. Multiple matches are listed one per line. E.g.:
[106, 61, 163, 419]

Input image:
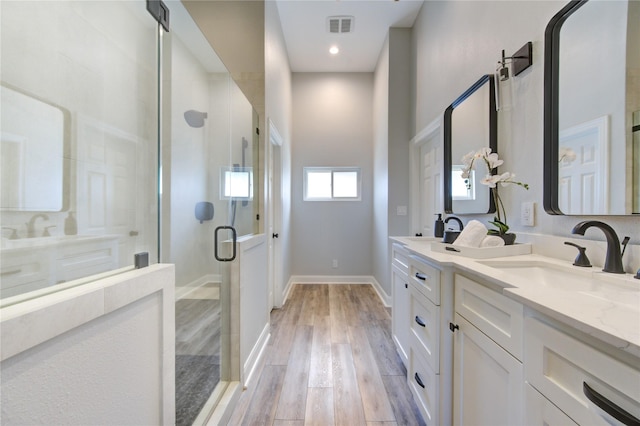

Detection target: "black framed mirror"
[444, 74, 497, 214]
[544, 0, 640, 215]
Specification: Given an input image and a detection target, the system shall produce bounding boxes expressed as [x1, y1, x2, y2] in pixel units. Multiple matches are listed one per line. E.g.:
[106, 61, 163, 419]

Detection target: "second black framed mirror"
[444, 74, 497, 214]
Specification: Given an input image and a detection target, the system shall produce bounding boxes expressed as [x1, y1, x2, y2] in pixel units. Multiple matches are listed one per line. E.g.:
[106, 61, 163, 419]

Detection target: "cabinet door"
[525, 384, 578, 426]
[392, 264, 410, 366]
[452, 313, 523, 426]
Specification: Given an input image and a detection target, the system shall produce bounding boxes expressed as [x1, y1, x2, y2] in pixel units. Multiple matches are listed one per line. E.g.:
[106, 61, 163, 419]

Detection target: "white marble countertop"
[391, 236, 640, 359]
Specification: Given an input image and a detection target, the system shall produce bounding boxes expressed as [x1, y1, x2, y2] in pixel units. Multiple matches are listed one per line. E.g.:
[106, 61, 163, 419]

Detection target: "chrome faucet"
[571, 220, 624, 274]
[26, 213, 49, 238]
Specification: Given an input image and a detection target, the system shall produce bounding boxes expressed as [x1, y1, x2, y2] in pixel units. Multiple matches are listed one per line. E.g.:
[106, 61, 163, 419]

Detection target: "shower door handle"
[214, 226, 237, 262]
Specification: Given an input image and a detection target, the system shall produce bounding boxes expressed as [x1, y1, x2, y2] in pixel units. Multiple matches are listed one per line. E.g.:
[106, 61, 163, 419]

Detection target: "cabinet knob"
[272, 233, 279, 239]
[404, 283, 408, 289]
[449, 322, 459, 333]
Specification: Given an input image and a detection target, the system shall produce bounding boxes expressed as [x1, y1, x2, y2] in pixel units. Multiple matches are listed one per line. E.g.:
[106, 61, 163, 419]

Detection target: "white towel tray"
[430, 241, 532, 258]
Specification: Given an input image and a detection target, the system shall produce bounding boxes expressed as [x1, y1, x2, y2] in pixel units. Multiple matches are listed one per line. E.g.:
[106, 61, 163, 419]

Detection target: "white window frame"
[220, 166, 254, 200]
[451, 164, 476, 201]
[303, 166, 361, 201]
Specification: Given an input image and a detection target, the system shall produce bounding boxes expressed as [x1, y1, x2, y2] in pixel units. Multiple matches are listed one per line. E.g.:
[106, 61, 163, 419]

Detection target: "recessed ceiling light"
[329, 46, 339, 55]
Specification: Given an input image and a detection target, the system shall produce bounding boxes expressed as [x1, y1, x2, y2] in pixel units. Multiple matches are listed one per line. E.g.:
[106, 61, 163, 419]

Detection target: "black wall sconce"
[497, 41, 533, 81]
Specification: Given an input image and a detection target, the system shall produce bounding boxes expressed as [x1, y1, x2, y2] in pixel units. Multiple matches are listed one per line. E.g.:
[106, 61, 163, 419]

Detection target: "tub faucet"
[26, 213, 49, 238]
[571, 220, 624, 274]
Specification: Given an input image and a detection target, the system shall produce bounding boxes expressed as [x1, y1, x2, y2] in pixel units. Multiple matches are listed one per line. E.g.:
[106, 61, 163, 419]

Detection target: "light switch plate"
[521, 201, 535, 227]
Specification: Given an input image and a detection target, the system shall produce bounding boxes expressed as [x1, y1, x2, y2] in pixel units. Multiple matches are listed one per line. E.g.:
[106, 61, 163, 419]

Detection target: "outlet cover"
[521, 201, 535, 227]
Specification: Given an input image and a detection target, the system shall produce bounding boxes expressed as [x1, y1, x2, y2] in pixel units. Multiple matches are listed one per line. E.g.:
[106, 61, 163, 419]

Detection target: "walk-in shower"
[168, 2, 258, 424]
[0, 0, 258, 423]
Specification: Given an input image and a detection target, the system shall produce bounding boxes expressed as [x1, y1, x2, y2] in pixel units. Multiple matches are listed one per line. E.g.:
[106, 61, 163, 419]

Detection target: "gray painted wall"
[373, 29, 413, 297]
[412, 0, 639, 244]
[291, 73, 374, 276]
[265, 1, 293, 301]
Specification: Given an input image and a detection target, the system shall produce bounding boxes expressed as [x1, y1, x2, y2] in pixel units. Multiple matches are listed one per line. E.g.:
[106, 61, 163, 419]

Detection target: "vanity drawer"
[525, 317, 640, 426]
[0, 250, 51, 298]
[408, 341, 439, 426]
[409, 256, 440, 305]
[454, 273, 523, 361]
[409, 283, 440, 373]
[392, 243, 410, 275]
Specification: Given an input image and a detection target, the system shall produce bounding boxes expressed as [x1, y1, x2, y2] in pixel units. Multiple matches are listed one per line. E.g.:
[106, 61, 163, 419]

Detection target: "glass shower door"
[164, 2, 257, 424]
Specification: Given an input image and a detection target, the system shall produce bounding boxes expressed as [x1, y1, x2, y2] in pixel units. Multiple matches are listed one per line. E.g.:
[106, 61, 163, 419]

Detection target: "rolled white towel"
[452, 220, 488, 248]
[480, 235, 505, 248]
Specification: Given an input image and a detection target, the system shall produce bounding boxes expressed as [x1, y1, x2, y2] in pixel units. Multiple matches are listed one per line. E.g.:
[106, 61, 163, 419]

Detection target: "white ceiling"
[275, 0, 424, 72]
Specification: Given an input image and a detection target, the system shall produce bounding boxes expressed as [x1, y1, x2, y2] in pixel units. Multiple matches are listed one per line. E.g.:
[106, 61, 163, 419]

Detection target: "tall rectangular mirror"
[544, 0, 639, 215]
[444, 74, 497, 214]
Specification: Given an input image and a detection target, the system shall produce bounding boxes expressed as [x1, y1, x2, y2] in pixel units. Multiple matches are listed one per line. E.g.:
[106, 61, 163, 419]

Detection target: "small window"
[303, 167, 361, 201]
[220, 167, 253, 199]
[452, 165, 476, 201]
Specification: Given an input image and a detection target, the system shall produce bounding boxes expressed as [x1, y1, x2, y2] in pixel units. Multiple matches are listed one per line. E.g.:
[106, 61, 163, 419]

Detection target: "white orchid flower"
[481, 174, 501, 187]
[456, 147, 530, 235]
[485, 153, 503, 169]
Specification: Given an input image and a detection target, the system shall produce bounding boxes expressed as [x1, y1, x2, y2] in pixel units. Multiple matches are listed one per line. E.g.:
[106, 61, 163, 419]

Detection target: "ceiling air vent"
[327, 16, 354, 34]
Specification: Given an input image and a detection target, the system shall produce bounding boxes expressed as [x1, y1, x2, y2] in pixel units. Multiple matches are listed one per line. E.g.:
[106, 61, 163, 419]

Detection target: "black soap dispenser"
[434, 214, 444, 238]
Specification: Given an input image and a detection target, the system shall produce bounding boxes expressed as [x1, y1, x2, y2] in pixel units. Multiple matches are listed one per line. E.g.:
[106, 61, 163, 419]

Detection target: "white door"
[77, 116, 140, 266]
[418, 134, 442, 237]
[453, 313, 523, 426]
[268, 120, 283, 309]
[558, 116, 608, 214]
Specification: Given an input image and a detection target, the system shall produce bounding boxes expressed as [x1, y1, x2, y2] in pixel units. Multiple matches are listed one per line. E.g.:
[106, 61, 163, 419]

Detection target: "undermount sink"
[477, 259, 640, 308]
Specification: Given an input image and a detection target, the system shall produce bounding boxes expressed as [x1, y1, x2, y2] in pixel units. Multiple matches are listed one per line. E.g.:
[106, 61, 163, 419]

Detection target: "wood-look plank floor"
[228, 284, 425, 426]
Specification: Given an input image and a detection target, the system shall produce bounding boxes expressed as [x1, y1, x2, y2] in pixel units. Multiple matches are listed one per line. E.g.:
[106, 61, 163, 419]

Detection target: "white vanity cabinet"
[0, 236, 118, 298]
[451, 273, 524, 426]
[525, 383, 578, 425]
[407, 254, 442, 425]
[524, 315, 640, 426]
[391, 243, 410, 366]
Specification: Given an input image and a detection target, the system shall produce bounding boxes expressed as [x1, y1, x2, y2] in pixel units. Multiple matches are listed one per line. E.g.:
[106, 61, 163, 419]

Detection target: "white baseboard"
[287, 275, 391, 307]
[368, 275, 391, 307]
[175, 274, 221, 300]
[242, 323, 270, 388]
[281, 276, 296, 307]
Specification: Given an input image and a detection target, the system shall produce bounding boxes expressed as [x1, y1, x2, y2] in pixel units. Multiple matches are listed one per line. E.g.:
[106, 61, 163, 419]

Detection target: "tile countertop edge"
[389, 236, 640, 360]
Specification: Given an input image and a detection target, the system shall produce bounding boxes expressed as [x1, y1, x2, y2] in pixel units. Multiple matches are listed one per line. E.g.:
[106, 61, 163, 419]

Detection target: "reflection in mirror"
[444, 74, 497, 214]
[544, 0, 640, 215]
[1, 84, 69, 211]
